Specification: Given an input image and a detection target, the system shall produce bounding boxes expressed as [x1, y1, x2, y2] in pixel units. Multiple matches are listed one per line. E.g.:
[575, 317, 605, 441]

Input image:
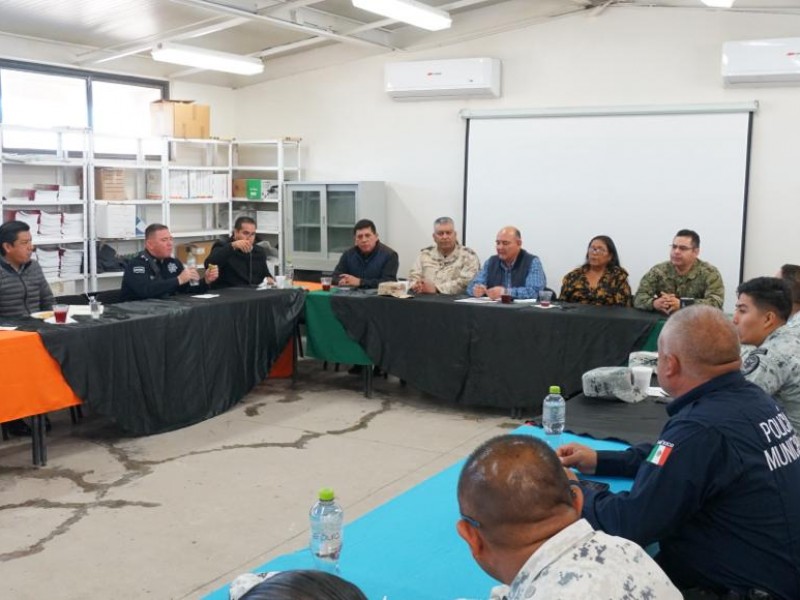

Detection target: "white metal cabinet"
[284, 181, 386, 271]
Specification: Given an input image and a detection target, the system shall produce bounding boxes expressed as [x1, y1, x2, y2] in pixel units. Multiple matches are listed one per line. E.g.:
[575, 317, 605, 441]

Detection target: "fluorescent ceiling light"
[701, 0, 735, 7]
[352, 0, 452, 31]
[151, 42, 264, 75]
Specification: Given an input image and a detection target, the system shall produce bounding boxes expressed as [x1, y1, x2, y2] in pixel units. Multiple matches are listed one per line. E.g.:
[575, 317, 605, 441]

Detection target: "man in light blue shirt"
[467, 226, 546, 300]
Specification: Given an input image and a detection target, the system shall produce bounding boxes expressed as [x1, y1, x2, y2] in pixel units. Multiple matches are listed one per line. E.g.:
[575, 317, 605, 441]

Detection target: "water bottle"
[542, 385, 566, 446]
[285, 260, 294, 288]
[89, 296, 100, 320]
[309, 487, 343, 574]
[185, 251, 200, 287]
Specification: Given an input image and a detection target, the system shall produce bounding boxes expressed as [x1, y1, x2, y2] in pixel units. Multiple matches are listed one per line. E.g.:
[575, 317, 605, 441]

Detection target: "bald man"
[467, 226, 546, 300]
[457, 435, 680, 600]
[558, 306, 800, 598]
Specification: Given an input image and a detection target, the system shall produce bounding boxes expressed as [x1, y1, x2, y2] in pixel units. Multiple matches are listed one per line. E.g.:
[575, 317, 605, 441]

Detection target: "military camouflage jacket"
[742, 324, 800, 431]
[407, 243, 480, 295]
[489, 519, 681, 600]
[788, 312, 800, 333]
[633, 259, 724, 310]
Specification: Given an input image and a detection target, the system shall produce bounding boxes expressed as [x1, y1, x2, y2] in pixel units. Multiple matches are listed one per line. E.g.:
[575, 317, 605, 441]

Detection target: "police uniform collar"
[666, 370, 747, 417]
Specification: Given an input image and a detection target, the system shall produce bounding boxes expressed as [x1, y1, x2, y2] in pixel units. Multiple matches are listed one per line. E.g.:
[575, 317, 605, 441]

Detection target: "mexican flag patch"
[647, 441, 674, 467]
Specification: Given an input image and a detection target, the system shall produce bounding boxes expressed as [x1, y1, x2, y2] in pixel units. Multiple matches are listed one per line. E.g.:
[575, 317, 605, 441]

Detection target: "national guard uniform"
[633, 259, 724, 310]
[120, 250, 205, 301]
[489, 519, 681, 600]
[582, 371, 800, 598]
[788, 311, 800, 333]
[742, 324, 800, 431]
[408, 243, 480, 295]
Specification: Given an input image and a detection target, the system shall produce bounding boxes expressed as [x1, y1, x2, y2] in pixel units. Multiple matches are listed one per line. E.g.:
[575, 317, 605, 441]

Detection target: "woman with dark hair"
[559, 235, 631, 306]
[234, 570, 367, 600]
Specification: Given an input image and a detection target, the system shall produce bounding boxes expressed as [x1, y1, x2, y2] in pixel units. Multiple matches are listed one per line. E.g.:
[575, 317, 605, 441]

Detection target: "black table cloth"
[331, 294, 663, 412]
[11, 288, 304, 435]
[563, 394, 671, 446]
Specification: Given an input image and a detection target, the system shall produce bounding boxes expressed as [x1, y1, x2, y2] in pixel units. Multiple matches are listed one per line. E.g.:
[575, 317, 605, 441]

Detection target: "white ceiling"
[1, 0, 799, 88]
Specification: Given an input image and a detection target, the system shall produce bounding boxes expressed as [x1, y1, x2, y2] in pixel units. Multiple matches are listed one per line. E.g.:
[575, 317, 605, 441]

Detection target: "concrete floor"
[0, 360, 517, 599]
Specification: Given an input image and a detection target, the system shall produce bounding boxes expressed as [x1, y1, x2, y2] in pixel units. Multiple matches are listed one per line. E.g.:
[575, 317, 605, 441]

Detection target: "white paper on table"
[189, 294, 220, 299]
[69, 305, 92, 316]
[455, 297, 497, 304]
[647, 386, 668, 397]
[0, 325, 18, 331]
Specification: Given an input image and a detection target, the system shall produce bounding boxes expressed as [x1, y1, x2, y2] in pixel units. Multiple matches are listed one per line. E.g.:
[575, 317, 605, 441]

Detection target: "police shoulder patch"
[167, 262, 178, 274]
[132, 266, 146, 274]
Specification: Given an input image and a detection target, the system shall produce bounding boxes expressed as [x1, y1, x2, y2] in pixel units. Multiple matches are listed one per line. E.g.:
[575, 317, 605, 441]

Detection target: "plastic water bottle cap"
[549, 385, 561, 394]
[318, 487, 335, 501]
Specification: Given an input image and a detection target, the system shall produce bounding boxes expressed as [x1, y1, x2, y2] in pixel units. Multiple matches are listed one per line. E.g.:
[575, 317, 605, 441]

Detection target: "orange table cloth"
[0, 330, 82, 423]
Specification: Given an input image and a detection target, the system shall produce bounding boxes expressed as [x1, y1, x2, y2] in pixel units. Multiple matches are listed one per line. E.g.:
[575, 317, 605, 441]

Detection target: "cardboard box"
[150, 100, 210, 139]
[175, 240, 217, 266]
[95, 168, 127, 200]
[95, 203, 136, 238]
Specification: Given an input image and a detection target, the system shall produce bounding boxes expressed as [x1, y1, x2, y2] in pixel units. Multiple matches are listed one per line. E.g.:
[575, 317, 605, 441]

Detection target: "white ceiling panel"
[0, 0, 799, 88]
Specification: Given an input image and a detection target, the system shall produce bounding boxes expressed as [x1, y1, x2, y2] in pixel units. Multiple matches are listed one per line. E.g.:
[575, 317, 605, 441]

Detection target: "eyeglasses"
[460, 513, 481, 528]
[670, 244, 696, 252]
[588, 247, 608, 255]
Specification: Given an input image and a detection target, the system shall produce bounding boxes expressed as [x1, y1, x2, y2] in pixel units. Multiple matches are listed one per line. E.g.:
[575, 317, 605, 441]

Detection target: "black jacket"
[120, 250, 207, 301]
[205, 237, 271, 288]
[332, 241, 398, 289]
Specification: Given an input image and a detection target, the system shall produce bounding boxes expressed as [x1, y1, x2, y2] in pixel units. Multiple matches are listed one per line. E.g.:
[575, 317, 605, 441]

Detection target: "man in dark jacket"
[205, 216, 272, 288]
[0, 220, 54, 318]
[558, 305, 800, 599]
[332, 219, 398, 289]
[0, 220, 56, 436]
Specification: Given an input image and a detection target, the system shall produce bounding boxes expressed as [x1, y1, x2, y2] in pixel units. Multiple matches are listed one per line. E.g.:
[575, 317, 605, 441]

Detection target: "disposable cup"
[632, 366, 653, 392]
[538, 290, 553, 307]
[275, 275, 286, 289]
[54, 304, 69, 324]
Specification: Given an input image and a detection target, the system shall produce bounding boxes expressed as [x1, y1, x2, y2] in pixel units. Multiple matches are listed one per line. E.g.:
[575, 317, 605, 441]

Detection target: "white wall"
[233, 7, 800, 285]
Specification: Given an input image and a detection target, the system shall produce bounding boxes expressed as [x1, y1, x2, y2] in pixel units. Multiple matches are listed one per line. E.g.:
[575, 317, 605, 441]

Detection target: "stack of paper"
[61, 212, 83, 238]
[34, 247, 60, 279]
[60, 247, 83, 277]
[58, 186, 81, 201]
[14, 210, 40, 234]
[38, 211, 62, 237]
[33, 185, 59, 201]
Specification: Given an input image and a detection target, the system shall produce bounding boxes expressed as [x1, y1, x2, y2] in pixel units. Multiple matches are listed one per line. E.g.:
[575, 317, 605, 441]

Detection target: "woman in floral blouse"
[559, 235, 632, 306]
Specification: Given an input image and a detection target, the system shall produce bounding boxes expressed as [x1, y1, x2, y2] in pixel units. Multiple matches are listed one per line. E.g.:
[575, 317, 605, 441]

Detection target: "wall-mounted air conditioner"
[722, 38, 800, 85]
[385, 58, 501, 100]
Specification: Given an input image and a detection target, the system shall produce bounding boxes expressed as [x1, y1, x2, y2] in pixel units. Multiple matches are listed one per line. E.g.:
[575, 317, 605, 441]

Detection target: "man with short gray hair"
[408, 217, 480, 295]
[558, 305, 800, 598]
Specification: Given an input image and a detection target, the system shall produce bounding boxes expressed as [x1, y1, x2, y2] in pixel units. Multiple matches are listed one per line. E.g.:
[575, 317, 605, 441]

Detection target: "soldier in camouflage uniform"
[633, 229, 724, 314]
[735, 277, 800, 430]
[408, 217, 480, 295]
[457, 435, 681, 600]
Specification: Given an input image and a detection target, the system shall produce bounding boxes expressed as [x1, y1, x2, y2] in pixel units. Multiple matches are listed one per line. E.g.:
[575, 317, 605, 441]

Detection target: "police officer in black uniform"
[120, 223, 219, 301]
[558, 306, 800, 600]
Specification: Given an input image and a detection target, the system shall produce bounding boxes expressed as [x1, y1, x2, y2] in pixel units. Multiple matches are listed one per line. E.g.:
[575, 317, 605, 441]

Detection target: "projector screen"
[462, 106, 754, 312]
